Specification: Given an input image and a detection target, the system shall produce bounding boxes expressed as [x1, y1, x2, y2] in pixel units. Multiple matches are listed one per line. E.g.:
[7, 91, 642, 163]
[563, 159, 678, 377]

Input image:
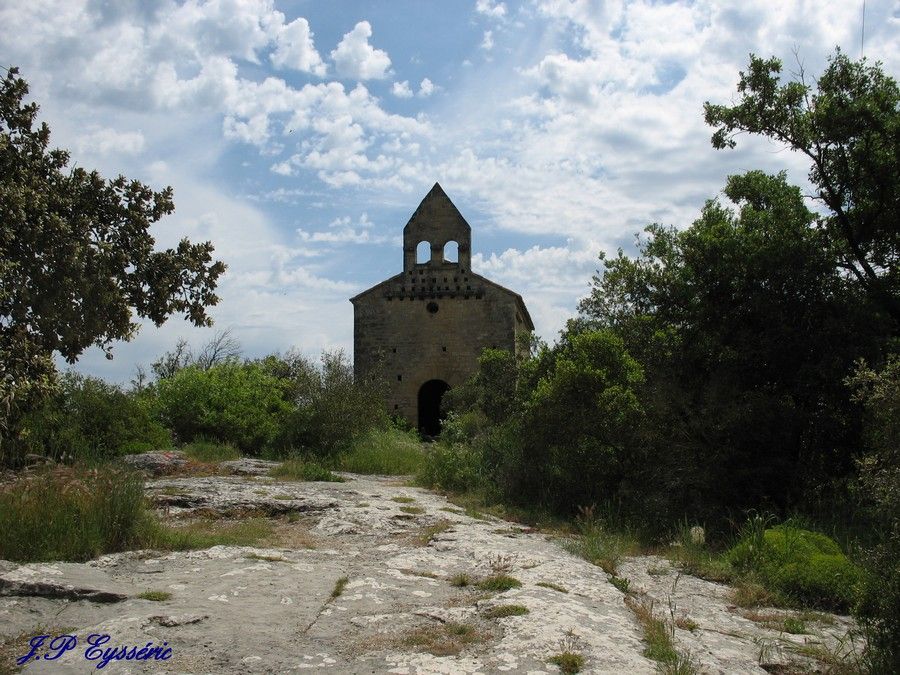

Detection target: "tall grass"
[336, 427, 424, 475]
[270, 459, 344, 482]
[564, 505, 640, 575]
[181, 439, 241, 463]
[0, 466, 146, 562]
[0, 467, 279, 562]
[141, 517, 275, 550]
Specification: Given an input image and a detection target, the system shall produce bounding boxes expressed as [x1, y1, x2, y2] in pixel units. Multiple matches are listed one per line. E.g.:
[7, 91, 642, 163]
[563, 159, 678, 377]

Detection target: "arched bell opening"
[416, 241, 431, 264]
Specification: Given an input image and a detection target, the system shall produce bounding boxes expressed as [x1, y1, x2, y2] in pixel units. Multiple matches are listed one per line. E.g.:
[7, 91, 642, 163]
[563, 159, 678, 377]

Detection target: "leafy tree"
[704, 50, 900, 326]
[0, 67, 225, 459]
[580, 171, 879, 519]
[449, 331, 644, 514]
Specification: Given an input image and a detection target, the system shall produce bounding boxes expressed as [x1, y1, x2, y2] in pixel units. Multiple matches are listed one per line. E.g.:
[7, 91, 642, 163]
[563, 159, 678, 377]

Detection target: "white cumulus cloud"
[418, 78, 435, 97]
[330, 21, 392, 80]
[74, 127, 145, 156]
[476, 0, 507, 19]
[271, 16, 327, 76]
[392, 80, 413, 98]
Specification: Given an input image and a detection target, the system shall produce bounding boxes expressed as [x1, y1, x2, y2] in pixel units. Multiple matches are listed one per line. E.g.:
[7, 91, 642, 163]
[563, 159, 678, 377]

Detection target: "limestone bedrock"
[1, 472, 858, 673]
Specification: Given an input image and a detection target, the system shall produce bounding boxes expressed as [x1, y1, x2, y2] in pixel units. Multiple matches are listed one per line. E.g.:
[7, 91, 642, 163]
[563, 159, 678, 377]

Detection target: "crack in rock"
[0, 578, 128, 603]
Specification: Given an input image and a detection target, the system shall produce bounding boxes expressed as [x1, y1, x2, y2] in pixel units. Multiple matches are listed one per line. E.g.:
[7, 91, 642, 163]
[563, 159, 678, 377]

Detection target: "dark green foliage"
[705, 51, 900, 326]
[726, 525, 860, 611]
[19, 372, 170, 462]
[0, 466, 147, 562]
[471, 348, 518, 424]
[513, 330, 644, 511]
[579, 171, 884, 526]
[0, 67, 224, 462]
[847, 357, 900, 671]
[155, 362, 292, 454]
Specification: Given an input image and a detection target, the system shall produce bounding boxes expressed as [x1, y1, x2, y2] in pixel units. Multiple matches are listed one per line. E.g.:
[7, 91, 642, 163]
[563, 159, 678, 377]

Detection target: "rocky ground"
[0, 457, 862, 674]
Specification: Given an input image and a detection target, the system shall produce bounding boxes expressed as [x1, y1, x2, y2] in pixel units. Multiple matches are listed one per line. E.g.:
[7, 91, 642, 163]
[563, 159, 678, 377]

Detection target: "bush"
[727, 524, 860, 611]
[155, 362, 292, 454]
[504, 330, 644, 512]
[417, 441, 484, 493]
[265, 350, 388, 457]
[18, 372, 171, 463]
[336, 427, 424, 475]
[440, 410, 488, 445]
[0, 466, 147, 561]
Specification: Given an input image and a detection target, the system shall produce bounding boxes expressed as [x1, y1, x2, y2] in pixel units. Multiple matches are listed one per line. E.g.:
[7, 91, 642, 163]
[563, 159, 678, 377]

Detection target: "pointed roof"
[403, 182, 471, 236]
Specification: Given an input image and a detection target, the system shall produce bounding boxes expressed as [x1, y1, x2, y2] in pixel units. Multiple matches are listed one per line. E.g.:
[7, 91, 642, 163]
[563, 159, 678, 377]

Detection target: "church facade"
[350, 183, 534, 435]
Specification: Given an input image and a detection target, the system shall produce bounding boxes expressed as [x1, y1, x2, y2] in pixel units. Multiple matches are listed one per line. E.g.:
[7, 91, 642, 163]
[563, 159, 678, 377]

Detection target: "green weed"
[537, 581, 569, 593]
[400, 505, 425, 514]
[484, 604, 529, 618]
[137, 590, 171, 601]
[476, 574, 522, 592]
[548, 651, 585, 673]
[330, 576, 349, 600]
[450, 573, 471, 587]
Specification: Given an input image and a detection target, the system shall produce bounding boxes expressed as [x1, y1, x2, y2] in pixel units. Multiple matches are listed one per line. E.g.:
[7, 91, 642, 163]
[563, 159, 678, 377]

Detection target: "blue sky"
[2, 0, 898, 383]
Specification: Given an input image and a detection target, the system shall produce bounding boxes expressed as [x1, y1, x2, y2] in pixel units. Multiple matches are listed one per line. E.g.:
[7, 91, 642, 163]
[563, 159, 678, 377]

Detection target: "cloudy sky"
[2, 0, 898, 383]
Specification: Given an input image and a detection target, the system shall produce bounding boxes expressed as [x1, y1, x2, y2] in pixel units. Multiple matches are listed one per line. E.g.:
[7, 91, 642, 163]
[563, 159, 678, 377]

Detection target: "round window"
[426, 301, 439, 314]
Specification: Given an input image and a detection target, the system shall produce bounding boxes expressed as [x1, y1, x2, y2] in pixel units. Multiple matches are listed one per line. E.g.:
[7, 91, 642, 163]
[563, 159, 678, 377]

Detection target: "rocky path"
[0, 466, 859, 674]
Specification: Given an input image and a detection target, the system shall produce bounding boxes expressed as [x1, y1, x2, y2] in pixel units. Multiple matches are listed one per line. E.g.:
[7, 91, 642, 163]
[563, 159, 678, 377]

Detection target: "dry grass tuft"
[412, 520, 453, 546]
[399, 621, 488, 656]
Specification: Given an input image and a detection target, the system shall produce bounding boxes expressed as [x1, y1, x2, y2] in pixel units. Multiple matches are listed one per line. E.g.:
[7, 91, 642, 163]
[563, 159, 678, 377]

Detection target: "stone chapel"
[350, 183, 533, 435]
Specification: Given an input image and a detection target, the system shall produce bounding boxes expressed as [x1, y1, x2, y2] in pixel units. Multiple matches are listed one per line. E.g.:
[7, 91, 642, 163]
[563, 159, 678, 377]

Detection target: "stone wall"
[353, 268, 529, 423]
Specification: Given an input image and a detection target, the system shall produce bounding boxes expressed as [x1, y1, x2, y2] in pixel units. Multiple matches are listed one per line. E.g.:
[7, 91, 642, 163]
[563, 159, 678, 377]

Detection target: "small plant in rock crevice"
[476, 574, 522, 592]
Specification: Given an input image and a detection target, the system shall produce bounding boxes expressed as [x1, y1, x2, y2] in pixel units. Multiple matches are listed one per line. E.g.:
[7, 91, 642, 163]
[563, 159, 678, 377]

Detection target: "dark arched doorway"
[418, 379, 450, 437]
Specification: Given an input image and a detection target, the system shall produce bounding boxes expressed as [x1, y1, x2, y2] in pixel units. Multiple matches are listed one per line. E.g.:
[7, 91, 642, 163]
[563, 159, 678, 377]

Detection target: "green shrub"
[270, 459, 344, 482]
[155, 362, 292, 454]
[440, 410, 488, 445]
[727, 524, 860, 611]
[19, 372, 170, 462]
[336, 427, 424, 474]
[417, 441, 483, 492]
[267, 350, 388, 457]
[0, 466, 147, 561]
